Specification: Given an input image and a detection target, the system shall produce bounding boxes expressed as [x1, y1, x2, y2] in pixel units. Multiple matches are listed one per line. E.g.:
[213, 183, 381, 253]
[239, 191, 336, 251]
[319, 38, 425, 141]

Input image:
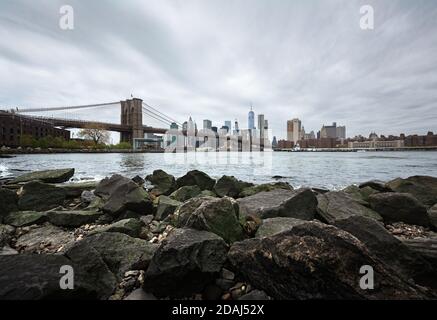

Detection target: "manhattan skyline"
[1, 0, 437, 140]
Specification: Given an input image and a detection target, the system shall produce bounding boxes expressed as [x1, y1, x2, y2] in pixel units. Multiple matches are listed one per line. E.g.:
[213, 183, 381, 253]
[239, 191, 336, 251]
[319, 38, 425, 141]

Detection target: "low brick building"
[0, 111, 70, 147]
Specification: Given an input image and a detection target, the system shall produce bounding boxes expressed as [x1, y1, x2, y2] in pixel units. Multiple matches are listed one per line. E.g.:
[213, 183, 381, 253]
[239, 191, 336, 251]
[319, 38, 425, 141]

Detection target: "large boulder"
[359, 180, 393, 193]
[255, 217, 307, 238]
[402, 237, 437, 266]
[9, 168, 75, 184]
[342, 185, 378, 203]
[175, 197, 244, 243]
[91, 218, 144, 238]
[0, 188, 18, 222]
[333, 215, 437, 289]
[94, 174, 132, 200]
[65, 232, 158, 279]
[17, 181, 67, 211]
[368, 193, 430, 227]
[59, 181, 98, 198]
[146, 170, 176, 196]
[237, 188, 317, 220]
[144, 228, 228, 298]
[155, 196, 182, 221]
[429, 204, 437, 229]
[239, 182, 293, 198]
[0, 224, 15, 247]
[4, 211, 47, 227]
[170, 185, 202, 202]
[101, 179, 153, 217]
[176, 170, 215, 191]
[386, 176, 437, 207]
[316, 191, 382, 224]
[0, 253, 115, 300]
[228, 221, 431, 299]
[46, 210, 103, 228]
[14, 224, 75, 254]
[213, 176, 253, 198]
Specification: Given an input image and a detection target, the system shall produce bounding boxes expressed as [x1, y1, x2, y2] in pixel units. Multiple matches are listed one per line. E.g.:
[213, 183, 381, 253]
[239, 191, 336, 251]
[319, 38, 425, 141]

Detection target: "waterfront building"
[0, 111, 70, 147]
[287, 118, 302, 145]
[320, 122, 346, 139]
[348, 140, 404, 149]
[258, 114, 265, 138]
[225, 121, 232, 133]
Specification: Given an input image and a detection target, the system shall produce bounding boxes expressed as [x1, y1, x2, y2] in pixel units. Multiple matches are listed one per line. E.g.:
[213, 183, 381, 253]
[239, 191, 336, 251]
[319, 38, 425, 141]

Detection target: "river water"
[1, 151, 437, 190]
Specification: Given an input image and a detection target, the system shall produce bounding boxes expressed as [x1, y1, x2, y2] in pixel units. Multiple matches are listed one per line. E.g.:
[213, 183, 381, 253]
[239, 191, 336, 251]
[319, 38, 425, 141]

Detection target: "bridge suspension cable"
[142, 102, 182, 127]
[15, 101, 121, 113]
[141, 107, 173, 127]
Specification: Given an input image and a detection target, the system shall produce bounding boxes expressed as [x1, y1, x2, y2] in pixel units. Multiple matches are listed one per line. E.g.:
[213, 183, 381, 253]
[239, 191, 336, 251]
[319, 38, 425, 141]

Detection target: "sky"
[1, 0, 437, 141]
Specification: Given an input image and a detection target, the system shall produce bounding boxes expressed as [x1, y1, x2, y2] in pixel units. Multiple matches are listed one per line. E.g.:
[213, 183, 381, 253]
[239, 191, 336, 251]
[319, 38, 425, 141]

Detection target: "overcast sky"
[1, 0, 437, 140]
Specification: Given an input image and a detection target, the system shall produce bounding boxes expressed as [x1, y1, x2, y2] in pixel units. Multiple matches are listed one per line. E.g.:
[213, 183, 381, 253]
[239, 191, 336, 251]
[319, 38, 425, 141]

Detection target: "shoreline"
[1, 147, 437, 155]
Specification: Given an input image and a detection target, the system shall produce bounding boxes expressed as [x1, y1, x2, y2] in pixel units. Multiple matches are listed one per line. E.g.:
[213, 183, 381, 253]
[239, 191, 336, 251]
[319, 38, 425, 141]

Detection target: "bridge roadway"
[32, 116, 168, 134]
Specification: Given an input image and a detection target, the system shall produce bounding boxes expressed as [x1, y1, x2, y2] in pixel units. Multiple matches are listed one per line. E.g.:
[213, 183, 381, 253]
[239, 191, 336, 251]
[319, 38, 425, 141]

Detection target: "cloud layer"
[1, 0, 437, 140]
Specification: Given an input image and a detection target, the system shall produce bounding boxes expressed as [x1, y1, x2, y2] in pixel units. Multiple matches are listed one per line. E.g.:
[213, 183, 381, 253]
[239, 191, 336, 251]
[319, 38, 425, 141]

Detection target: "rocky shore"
[1, 168, 437, 300]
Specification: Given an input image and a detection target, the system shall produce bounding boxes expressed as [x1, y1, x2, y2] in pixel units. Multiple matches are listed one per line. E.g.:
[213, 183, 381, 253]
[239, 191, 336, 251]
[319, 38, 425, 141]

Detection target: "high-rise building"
[320, 122, 346, 139]
[287, 118, 302, 144]
[248, 106, 255, 130]
[225, 121, 232, 133]
[258, 114, 265, 137]
[203, 119, 212, 130]
[234, 119, 240, 135]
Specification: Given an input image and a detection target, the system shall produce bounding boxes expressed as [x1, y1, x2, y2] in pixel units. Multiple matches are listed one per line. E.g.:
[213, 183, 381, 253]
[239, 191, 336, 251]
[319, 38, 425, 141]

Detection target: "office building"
[248, 107, 255, 130]
[203, 119, 212, 130]
[287, 118, 302, 144]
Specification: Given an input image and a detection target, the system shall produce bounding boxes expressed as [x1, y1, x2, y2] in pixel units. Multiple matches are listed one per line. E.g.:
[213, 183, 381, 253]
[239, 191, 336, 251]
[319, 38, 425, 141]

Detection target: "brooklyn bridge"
[0, 98, 181, 147]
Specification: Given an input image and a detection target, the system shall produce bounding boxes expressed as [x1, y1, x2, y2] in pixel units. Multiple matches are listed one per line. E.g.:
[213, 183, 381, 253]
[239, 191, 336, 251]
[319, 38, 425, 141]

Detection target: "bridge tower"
[120, 98, 143, 144]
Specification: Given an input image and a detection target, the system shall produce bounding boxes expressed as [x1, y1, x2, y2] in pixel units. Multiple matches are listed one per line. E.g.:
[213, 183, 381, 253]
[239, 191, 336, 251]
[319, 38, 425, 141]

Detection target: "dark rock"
[359, 180, 392, 192]
[237, 188, 317, 220]
[92, 218, 144, 238]
[4, 211, 47, 227]
[17, 181, 67, 211]
[255, 217, 307, 238]
[386, 176, 437, 207]
[124, 288, 157, 300]
[132, 175, 145, 186]
[200, 190, 218, 197]
[155, 196, 182, 221]
[228, 221, 431, 299]
[15, 224, 75, 253]
[203, 284, 223, 300]
[368, 193, 430, 227]
[215, 279, 234, 291]
[402, 237, 437, 265]
[213, 175, 253, 198]
[9, 168, 75, 184]
[429, 204, 437, 229]
[46, 210, 102, 228]
[94, 174, 132, 200]
[0, 246, 18, 255]
[60, 181, 98, 198]
[333, 215, 437, 289]
[221, 268, 235, 281]
[80, 190, 96, 204]
[0, 188, 18, 222]
[0, 253, 114, 299]
[170, 185, 202, 202]
[144, 228, 228, 298]
[0, 224, 15, 247]
[316, 191, 382, 224]
[176, 170, 215, 191]
[102, 179, 153, 217]
[146, 170, 176, 196]
[239, 182, 293, 198]
[65, 232, 158, 279]
[140, 215, 154, 225]
[343, 185, 378, 202]
[175, 197, 244, 243]
[239, 289, 272, 300]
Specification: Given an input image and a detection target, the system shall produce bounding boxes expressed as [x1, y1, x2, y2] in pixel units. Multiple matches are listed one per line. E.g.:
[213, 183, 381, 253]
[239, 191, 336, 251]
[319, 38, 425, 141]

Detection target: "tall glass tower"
[248, 105, 255, 130]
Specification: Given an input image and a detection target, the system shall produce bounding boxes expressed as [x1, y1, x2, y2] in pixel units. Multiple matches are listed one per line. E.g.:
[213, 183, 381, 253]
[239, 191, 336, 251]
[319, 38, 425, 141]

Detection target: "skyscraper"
[258, 114, 265, 137]
[225, 121, 232, 133]
[234, 119, 240, 135]
[248, 106, 255, 130]
[203, 119, 212, 130]
[287, 118, 302, 144]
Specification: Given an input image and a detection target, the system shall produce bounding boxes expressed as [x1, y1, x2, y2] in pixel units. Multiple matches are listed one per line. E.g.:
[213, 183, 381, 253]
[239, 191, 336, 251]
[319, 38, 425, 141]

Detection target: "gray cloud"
[1, 0, 437, 140]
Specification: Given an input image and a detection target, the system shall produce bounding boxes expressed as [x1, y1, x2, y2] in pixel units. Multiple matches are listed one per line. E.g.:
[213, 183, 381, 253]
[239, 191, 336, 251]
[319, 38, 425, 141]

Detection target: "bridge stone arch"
[120, 98, 143, 144]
